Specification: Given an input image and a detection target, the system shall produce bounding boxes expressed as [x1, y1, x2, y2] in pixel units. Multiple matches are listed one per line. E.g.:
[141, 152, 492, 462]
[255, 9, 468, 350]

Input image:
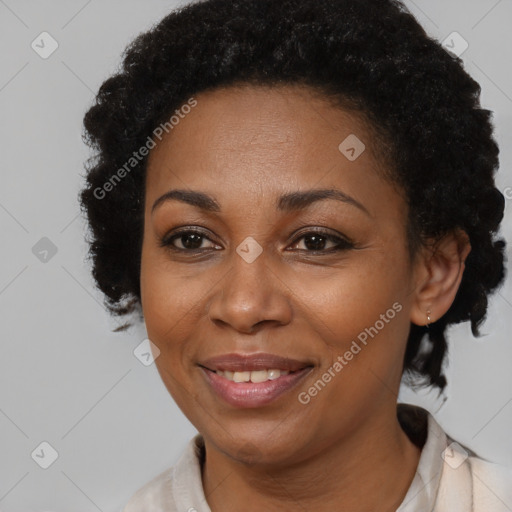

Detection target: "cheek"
[140, 247, 209, 341]
[140, 252, 208, 413]
[285, 252, 410, 344]
[140, 276, 188, 382]
[287, 253, 412, 409]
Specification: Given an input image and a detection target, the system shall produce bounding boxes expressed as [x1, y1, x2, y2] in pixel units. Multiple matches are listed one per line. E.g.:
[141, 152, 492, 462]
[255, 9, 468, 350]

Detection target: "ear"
[410, 229, 471, 326]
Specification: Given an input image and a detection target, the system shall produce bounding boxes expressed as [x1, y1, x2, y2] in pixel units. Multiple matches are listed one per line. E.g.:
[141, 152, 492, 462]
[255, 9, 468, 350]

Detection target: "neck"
[202, 406, 422, 512]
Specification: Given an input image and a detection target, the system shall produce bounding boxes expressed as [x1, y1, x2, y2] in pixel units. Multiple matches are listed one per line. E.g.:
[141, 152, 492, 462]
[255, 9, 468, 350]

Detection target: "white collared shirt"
[122, 404, 512, 511]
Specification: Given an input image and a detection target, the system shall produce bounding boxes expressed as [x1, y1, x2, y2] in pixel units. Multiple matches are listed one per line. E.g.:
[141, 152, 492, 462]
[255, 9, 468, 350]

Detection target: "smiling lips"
[199, 352, 313, 408]
[200, 352, 311, 372]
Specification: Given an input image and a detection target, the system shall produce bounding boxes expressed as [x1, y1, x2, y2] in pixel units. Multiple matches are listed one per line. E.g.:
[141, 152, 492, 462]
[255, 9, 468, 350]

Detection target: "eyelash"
[159, 227, 355, 255]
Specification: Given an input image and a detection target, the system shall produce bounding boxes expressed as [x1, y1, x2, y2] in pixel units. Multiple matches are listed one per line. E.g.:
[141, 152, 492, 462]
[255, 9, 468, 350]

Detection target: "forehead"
[144, 84, 397, 214]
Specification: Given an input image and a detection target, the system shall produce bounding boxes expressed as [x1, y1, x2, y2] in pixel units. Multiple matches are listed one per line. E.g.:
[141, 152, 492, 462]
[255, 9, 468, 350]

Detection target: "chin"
[210, 426, 306, 466]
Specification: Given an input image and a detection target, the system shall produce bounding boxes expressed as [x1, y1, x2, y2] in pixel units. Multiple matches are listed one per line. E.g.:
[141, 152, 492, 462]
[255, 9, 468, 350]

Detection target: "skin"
[140, 84, 470, 512]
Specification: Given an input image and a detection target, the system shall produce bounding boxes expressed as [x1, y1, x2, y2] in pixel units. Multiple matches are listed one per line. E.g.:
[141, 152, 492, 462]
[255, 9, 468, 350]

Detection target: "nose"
[207, 250, 293, 334]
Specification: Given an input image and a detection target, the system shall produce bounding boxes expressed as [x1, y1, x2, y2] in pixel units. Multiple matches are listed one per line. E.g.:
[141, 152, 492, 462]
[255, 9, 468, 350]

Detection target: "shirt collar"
[396, 403, 447, 511]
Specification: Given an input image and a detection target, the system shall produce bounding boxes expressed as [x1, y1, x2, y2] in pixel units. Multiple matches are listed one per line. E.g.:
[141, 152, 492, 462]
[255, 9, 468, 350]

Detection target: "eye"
[287, 229, 354, 253]
[159, 229, 219, 251]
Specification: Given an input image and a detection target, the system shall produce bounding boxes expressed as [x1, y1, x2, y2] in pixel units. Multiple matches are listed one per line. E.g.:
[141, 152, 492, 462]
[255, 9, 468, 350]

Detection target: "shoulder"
[122, 466, 176, 512]
[398, 404, 512, 512]
[468, 455, 512, 511]
[121, 434, 206, 512]
[437, 438, 512, 511]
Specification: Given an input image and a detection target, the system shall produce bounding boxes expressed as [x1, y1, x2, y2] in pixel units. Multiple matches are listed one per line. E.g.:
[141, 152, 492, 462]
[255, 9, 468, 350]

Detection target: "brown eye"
[288, 230, 354, 253]
[160, 229, 218, 251]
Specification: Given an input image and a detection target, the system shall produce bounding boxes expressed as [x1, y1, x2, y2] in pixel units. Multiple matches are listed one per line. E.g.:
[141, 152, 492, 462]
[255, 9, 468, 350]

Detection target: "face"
[140, 84, 424, 466]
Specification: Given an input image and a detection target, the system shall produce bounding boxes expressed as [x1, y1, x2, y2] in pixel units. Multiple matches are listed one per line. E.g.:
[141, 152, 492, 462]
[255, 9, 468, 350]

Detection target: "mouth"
[198, 353, 314, 408]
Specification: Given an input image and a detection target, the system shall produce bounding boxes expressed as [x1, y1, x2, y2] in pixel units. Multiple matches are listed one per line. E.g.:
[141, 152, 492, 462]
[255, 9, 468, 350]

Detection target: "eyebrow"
[151, 188, 370, 216]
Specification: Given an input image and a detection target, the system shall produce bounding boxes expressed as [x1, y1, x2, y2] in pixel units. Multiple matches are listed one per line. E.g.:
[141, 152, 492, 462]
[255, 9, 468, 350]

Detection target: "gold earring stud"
[426, 309, 431, 327]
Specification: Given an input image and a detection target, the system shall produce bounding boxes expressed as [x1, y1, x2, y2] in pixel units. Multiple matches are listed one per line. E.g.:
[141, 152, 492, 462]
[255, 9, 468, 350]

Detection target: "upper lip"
[199, 353, 313, 372]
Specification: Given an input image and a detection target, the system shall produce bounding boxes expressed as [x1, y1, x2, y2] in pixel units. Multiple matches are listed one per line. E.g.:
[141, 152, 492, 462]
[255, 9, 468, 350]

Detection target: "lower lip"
[201, 367, 313, 408]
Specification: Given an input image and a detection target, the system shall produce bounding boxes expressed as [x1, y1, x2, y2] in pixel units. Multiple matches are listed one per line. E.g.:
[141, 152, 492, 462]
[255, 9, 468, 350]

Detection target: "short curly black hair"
[79, 0, 506, 391]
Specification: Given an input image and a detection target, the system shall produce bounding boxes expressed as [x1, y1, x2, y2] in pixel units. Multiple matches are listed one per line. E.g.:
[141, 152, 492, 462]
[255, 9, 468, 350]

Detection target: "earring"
[426, 309, 432, 327]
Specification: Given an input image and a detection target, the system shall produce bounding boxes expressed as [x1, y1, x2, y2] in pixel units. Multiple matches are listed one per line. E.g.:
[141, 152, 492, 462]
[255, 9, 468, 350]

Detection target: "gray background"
[0, 0, 511, 510]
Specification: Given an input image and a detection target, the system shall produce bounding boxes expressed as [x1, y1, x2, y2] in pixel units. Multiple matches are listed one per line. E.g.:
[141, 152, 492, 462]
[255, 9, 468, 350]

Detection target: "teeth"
[250, 370, 268, 383]
[215, 369, 291, 382]
[233, 371, 251, 383]
[268, 369, 282, 380]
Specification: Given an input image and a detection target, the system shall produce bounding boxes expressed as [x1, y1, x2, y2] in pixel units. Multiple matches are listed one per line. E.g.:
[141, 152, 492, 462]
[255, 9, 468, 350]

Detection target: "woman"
[79, 0, 512, 510]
